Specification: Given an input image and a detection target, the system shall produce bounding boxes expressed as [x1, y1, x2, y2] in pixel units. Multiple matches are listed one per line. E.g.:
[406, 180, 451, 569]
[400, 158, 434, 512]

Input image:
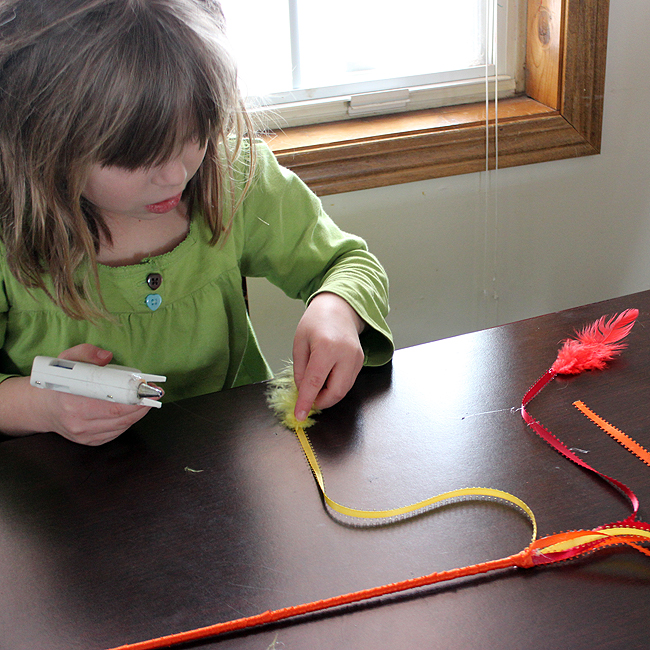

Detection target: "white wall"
[248, 1, 650, 373]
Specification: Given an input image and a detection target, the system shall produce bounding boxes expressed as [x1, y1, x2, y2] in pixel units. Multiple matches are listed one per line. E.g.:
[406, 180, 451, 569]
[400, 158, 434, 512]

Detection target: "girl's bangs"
[91, 7, 219, 170]
[95, 99, 212, 171]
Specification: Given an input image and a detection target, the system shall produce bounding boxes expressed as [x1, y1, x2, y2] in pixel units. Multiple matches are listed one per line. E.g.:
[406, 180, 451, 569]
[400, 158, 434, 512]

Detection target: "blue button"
[145, 294, 162, 311]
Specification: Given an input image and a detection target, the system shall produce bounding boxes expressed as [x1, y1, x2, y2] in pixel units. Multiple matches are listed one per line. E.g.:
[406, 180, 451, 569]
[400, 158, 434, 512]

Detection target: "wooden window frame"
[265, 0, 609, 196]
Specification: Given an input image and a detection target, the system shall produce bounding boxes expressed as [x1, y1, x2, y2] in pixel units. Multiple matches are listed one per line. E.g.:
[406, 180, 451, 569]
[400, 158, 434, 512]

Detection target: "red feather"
[551, 308, 639, 375]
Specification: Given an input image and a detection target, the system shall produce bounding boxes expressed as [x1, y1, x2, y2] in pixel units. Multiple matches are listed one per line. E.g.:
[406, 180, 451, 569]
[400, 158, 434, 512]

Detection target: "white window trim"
[243, 0, 525, 130]
[253, 75, 517, 130]
[265, 0, 609, 197]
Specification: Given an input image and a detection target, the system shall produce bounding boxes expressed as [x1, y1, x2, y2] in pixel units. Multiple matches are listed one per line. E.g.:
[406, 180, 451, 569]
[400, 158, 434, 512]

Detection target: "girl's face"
[82, 140, 208, 221]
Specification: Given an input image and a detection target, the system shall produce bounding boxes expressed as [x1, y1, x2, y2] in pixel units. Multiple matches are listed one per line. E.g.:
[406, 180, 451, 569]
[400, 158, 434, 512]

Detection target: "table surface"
[2, 292, 650, 650]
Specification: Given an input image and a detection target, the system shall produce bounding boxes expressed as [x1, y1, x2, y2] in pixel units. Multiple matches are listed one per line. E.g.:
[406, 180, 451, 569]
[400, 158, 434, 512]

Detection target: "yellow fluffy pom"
[266, 365, 320, 430]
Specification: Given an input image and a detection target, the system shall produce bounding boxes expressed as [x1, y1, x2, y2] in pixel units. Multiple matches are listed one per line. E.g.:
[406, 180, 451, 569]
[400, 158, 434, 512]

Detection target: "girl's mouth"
[146, 193, 182, 214]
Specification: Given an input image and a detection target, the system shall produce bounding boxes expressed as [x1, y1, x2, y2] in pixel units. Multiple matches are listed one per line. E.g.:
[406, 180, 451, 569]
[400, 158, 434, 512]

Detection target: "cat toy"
[105, 309, 650, 650]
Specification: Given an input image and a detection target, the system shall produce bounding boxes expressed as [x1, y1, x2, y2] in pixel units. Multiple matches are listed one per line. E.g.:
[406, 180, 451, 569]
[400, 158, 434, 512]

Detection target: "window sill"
[265, 0, 609, 196]
[267, 97, 581, 195]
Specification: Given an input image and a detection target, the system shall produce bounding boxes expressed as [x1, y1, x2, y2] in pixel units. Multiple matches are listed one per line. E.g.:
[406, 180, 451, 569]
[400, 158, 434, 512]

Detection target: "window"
[227, 0, 610, 195]
[222, 0, 523, 128]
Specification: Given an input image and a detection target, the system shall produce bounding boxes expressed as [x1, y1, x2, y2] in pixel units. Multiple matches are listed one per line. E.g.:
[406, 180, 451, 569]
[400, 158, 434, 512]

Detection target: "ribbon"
[105, 521, 650, 650]
[107, 407, 650, 650]
[105, 311, 650, 650]
[574, 400, 650, 468]
[294, 423, 536, 536]
[521, 369, 639, 523]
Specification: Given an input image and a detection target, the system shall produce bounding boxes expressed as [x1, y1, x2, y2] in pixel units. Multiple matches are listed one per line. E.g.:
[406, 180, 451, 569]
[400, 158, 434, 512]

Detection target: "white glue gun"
[30, 356, 166, 408]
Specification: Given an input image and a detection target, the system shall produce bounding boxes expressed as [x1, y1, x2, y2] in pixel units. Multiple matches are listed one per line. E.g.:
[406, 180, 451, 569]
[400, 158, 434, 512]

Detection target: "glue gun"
[30, 356, 166, 408]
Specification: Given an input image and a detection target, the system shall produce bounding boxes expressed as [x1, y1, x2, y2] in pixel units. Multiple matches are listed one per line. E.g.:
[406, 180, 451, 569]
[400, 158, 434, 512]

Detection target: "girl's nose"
[151, 157, 188, 187]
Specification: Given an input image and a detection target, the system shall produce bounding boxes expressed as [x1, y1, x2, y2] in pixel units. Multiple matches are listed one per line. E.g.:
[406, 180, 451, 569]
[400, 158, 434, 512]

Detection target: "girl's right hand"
[0, 344, 151, 446]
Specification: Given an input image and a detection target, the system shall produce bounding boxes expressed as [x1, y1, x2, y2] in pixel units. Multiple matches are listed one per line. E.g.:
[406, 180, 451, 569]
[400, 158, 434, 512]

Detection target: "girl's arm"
[292, 292, 366, 422]
[239, 142, 393, 369]
[0, 344, 151, 445]
[238, 142, 393, 417]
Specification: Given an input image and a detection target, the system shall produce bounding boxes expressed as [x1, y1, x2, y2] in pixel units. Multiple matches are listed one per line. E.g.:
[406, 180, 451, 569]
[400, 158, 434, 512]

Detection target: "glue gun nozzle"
[137, 382, 165, 400]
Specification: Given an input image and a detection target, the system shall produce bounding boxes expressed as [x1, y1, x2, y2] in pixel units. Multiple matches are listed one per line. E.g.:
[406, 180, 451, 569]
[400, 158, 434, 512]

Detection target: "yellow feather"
[266, 365, 320, 430]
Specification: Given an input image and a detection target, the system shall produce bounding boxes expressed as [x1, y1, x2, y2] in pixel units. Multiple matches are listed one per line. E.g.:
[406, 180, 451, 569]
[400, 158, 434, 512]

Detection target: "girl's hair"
[0, 0, 254, 320]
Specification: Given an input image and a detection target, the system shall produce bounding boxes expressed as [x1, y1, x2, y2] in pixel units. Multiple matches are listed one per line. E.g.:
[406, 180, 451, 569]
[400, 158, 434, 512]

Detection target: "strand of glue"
[106, 309, 650, 650]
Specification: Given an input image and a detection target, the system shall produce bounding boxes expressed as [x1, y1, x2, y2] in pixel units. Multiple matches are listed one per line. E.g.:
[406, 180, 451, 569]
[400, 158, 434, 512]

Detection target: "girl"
[0, 0, 393, 445]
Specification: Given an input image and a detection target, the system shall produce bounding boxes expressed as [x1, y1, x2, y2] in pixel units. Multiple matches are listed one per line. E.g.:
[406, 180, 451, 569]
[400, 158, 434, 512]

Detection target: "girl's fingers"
[58, 344, 113, 366]
[294, 357, 331, 421]
[52, 392, 150, 444]
[294, 346, 364, 420]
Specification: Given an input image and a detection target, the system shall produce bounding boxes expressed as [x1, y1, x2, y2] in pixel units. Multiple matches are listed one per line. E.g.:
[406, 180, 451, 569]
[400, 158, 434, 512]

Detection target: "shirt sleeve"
[238, 141, 393, 366]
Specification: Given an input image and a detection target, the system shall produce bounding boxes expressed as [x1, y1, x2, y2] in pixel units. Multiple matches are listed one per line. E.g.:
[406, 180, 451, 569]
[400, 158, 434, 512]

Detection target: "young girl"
[0, 0, 393, 446]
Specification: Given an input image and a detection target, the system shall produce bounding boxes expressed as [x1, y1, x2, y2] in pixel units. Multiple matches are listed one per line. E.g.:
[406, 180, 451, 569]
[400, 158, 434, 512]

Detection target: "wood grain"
[526, 0, 564, 109]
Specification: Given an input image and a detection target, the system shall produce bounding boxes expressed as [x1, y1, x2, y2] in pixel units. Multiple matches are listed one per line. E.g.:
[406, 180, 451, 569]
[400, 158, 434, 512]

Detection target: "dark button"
[146, 273, 162, 290]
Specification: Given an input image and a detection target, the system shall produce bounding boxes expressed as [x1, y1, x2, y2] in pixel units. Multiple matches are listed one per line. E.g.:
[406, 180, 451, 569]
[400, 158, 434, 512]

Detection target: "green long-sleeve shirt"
[0, 142, 393, 403]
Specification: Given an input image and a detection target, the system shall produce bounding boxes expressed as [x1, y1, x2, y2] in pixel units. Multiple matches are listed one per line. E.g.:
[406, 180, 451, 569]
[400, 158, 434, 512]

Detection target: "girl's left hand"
[292, 292, 365, 422]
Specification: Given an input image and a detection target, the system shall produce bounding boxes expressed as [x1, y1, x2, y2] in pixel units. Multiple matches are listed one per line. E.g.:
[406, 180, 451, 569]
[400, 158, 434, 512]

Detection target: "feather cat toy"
[106, 309, 650, 650]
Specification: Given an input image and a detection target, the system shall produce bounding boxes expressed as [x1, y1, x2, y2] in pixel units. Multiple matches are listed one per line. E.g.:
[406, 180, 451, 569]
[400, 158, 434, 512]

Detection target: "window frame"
[264, 0, 609, 196]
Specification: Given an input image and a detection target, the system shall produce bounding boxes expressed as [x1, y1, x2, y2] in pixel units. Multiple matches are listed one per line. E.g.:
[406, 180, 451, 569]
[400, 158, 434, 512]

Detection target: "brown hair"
[0, 0, 254, 319]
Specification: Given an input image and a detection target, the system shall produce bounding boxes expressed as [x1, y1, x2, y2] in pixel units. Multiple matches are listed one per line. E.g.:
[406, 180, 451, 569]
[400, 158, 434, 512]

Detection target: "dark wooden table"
[2, 292, 650, 650]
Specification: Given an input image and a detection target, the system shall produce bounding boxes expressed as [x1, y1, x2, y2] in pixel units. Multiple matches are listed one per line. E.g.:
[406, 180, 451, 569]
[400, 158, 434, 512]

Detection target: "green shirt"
[0, 143, 393, 402]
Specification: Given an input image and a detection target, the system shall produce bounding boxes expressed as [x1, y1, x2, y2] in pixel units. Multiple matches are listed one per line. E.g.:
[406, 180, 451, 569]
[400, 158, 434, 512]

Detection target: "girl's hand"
[292, 293, 366, 422]
[0, 344, 151, 446]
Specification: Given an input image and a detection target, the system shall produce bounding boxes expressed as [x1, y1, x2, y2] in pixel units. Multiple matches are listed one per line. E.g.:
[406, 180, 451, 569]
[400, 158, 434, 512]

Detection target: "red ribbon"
[521, 368, 640, 526]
